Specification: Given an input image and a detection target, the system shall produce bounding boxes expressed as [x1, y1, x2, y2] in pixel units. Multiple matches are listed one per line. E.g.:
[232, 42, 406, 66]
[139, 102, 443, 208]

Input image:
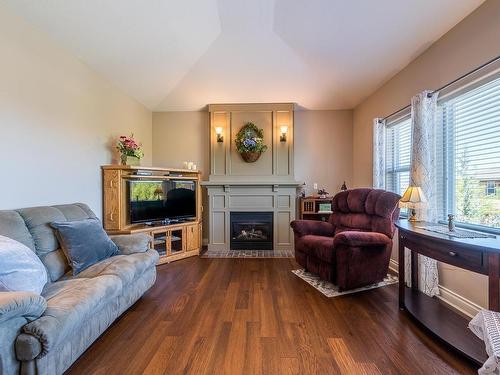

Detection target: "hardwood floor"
[67, 257, 479, 374]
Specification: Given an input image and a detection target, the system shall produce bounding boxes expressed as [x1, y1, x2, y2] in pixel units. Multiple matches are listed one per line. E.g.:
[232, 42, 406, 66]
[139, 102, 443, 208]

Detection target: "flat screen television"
[128, 180, 196, 224]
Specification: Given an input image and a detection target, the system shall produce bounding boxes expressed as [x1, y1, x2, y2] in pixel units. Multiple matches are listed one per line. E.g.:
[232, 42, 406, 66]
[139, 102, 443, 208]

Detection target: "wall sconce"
[280, 125, 288, 142]
[215, 127, 224, 143]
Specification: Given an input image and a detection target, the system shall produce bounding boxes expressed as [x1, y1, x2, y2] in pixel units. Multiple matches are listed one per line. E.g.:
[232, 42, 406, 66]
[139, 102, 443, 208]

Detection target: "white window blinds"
[437, 75, 500, 229]
[385, 116, 411, 196]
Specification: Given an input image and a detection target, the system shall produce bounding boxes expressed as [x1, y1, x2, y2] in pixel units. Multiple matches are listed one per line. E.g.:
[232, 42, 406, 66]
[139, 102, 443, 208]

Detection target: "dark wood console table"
[396, 220, 500, 365]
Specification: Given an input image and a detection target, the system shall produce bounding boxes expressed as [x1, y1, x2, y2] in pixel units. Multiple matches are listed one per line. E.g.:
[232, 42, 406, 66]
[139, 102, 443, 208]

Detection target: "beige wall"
[152, 111, 210, 239]
[0, 5, 152, 217]
[352, 0, 500, 309]
[152, 109, 353, 239]
[153, 110, 353, 189]
[152, 112, 210, 178]
[294, 110, 353, 194]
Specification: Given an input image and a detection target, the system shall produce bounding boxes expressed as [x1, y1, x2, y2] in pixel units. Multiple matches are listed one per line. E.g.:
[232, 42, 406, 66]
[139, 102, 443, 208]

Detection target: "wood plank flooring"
[66, 257, 479, 374]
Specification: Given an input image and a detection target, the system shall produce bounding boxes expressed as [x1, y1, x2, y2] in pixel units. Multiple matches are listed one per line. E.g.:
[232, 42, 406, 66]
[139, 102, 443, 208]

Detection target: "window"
[437, 75, 500, 229]
[385, 116, 411, 196]
[486, 181, 496, 196]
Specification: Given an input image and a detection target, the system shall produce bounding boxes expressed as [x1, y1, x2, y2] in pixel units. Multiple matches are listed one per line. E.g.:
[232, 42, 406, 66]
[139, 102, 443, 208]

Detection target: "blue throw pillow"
[50, 219, 118, 275]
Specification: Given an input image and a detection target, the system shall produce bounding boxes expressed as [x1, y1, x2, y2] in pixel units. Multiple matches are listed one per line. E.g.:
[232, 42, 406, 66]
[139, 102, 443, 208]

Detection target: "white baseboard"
[388, 259, 480, 318]
[436, 285, 481, 318]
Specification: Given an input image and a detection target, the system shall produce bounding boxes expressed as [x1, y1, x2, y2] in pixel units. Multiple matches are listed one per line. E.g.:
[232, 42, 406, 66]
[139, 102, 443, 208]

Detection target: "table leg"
[489, 253, 500, 312]
[399, 236, 405, 310]
[411, 250, 419, 291]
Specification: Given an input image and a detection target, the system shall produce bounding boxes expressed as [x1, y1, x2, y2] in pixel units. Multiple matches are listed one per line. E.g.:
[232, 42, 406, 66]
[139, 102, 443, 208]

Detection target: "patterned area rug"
[201, 249, 294, 258]
[292, 269, 398, 297]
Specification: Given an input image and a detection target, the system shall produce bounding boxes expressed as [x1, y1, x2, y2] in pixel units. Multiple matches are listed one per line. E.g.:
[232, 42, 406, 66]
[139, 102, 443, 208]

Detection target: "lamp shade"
[400, 186, 427, 204]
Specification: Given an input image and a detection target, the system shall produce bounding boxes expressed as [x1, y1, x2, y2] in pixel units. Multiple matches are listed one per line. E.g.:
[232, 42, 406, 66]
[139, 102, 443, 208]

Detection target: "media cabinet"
[101, 165, 202, 265]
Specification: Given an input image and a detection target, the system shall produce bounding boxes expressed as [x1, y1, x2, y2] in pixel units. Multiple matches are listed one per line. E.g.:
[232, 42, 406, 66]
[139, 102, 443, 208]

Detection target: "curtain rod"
[379, 54, 500, 122]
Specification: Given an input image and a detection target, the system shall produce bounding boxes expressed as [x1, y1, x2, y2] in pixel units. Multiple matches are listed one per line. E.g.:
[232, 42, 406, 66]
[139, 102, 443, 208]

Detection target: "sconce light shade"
[280, 125, 288, 142]
[215, 127, 224, 143]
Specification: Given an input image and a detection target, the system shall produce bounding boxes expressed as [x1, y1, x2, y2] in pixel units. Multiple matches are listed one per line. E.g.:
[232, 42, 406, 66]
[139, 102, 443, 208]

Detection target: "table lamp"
[399, 186, 426, 222]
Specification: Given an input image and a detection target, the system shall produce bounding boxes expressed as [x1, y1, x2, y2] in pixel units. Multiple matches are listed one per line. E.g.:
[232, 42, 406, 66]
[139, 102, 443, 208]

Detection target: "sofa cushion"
[0, 235, 48, 294]
[71, 249, 159, 286]
[16, 204, 98, 281]
[110, 233, 151, 255]
[23, 275, 122, 357]
[17, 207, 67, 257]
[0, 210, 36, 250]
[52, 204, 97, 221]
[298, 235, 335, 263]
[50, 219, 119, 275]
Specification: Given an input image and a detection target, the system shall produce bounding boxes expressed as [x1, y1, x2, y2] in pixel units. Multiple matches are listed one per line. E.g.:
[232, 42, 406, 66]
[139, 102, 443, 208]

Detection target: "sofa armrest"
[110, 233, 152, 255]
[333, 231, 391, 248]
[0, 292, 46, 324]
[0, 292, 46, 373]
[290, 220, 335, 238]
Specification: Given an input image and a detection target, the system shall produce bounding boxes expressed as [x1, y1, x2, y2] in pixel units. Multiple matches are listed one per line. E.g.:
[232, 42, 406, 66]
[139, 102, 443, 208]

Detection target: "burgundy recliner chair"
[291, 188, 401, 291]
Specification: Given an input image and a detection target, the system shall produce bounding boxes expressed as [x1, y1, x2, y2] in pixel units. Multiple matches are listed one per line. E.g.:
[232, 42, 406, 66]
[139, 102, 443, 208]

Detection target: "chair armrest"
[110, 233, 152, 255]
[333, 231, 391, 247]
[0, 292, 46, 324]
[290, 220, 335, 238]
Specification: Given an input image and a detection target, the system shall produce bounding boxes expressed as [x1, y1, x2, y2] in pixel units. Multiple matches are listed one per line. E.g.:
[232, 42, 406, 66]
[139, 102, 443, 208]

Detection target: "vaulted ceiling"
[3, 0, 485, 111]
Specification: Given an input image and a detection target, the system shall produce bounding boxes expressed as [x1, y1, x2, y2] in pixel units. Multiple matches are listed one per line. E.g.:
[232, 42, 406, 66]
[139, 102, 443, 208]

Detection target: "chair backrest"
[0, 203, 97, 282]
[329, 189, 401, 238]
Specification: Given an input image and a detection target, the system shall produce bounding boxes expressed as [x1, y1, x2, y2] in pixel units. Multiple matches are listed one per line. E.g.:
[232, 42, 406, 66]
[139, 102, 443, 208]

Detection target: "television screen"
[128, 180, 196, 223]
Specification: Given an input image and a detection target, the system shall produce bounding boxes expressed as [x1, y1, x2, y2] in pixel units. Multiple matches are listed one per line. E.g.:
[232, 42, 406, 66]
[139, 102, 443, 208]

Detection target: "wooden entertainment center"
[101, 165, 202, 265]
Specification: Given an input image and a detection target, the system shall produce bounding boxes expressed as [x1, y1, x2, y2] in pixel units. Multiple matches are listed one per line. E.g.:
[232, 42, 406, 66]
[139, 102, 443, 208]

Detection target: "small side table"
[396, 220, 500, 365]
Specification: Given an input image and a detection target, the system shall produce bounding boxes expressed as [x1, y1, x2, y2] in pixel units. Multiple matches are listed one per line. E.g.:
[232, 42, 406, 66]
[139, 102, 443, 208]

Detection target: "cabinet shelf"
[302, 212, 332, 215]
[125, 175, 197, 180]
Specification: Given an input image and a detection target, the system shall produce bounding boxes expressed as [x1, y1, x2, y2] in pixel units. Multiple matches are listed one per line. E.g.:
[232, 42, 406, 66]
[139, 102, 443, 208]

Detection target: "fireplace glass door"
[230, 212, 273, 250]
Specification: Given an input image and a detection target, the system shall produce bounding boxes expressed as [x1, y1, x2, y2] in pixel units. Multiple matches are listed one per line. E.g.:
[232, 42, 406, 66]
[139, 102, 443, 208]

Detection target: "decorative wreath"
[235, 122, 268, 153]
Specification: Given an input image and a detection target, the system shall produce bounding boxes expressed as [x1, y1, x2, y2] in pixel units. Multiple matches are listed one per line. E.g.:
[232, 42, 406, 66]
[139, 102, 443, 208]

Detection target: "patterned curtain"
[373, 118, 386, 189]
[406, 90, 440, 297]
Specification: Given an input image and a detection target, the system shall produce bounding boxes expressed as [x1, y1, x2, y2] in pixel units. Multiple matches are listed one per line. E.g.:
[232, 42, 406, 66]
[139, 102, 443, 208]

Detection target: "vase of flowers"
[235, 122, 268, 163]
[116, 134, 144, 166]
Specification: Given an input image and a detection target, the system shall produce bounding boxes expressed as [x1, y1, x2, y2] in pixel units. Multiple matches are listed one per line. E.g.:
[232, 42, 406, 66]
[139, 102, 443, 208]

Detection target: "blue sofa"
[0, 203, 158, 375]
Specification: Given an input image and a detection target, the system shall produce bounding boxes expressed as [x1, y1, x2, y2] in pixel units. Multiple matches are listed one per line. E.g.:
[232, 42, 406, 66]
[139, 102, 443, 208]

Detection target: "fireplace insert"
[230, 212, 273, 250]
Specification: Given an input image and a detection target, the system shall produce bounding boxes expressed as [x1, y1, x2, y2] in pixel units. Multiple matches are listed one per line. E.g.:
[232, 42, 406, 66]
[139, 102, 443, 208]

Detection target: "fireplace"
[203, 103, 298, 251]
[230, 212, 273, 250]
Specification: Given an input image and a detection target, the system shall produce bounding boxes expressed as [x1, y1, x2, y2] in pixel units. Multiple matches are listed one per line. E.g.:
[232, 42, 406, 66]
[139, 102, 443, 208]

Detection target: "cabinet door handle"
[448, 251, 457, 257]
